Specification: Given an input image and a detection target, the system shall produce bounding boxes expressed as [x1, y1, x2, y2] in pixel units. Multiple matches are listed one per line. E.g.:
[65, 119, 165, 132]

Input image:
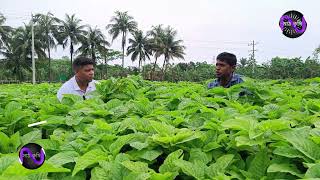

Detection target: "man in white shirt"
[57, 57, 97, 102]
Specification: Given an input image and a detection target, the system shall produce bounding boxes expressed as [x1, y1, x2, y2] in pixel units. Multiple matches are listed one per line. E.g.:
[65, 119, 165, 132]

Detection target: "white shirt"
[57, 76, 97, 102]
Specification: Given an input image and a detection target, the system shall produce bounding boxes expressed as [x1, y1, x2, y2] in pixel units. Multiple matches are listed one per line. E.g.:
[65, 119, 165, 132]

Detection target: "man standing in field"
[57, 57, 96, 102]
[208, 52, 244, 88]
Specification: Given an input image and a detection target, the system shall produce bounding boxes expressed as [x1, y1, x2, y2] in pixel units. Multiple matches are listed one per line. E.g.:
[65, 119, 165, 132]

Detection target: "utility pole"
[248, 40, 258, 74]
[31, 13, 36, 84]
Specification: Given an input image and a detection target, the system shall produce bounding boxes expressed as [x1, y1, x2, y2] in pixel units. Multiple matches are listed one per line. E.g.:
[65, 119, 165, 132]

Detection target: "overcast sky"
[1, 0, 320, 67]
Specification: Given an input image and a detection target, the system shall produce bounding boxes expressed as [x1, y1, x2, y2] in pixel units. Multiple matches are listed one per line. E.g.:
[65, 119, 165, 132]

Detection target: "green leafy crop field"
[1, 76, 320, 180]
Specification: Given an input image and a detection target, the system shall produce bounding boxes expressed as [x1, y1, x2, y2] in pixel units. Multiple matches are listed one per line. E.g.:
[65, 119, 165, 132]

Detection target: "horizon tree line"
[1, 11, 320, 82]
[0, 11, 186, 81]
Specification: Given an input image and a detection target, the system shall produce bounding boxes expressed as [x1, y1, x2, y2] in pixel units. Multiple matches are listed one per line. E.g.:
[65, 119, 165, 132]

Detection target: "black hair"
[72, 57, 94, 70]
[216, 52, 237, 66]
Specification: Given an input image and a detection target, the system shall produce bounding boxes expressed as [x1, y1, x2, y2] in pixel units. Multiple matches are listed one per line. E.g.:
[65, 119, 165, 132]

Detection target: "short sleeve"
[57, 84, 69, 102]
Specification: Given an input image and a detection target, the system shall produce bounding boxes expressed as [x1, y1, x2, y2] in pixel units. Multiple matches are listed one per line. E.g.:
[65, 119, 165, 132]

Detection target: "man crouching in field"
[208, 52, 244, 88]
[57, 57, 96, 102]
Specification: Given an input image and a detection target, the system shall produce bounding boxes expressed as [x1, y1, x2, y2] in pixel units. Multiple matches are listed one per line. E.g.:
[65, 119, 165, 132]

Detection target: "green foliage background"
[1, 76, 320, 179]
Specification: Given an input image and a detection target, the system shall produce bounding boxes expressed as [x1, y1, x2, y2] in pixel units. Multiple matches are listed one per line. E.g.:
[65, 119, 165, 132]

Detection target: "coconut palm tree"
[160, 26, 185, 79]
[2, 25, 46, 81]
[14, 25, 46, 61]
[33, 12, 60, 82]
[147, 24, 165, 80]
[106, 11, 137, 70]
[57, 14, 86, 75]
[127, 30, 151, 71]
[147, 25, 185, 80]
[76, 26, 110, 63]
[0, 13, 12, 50]
[1, 42, 25, 81]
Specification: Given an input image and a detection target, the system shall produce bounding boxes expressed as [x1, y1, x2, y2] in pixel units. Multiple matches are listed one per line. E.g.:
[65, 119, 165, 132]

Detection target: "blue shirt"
[208, 73, 244, 89]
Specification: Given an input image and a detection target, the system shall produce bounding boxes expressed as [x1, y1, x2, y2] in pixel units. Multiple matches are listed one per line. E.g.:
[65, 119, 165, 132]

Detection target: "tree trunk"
[140, 59, 144, 74]
[139, 58, 141, 72]
[121, 32, 126, 77]
[18, 65, 22, 81]
[91, 44, 95, 64]
[48, 45, 51, 83]
[162, 59, 166, 71]
[122, 45, 125, 69]
[151, 57, 158, 81]
[161, 58, 166, 81]
[104, 57, 108, 79]
[70, 41, 74, 78]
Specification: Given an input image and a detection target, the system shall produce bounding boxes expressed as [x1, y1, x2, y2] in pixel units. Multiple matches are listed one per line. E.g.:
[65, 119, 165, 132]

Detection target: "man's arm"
[238, 77, 244, 83]
[57, 84, 69, 102]
[208, 81, 219, 89]
[57, 87, 63, 102]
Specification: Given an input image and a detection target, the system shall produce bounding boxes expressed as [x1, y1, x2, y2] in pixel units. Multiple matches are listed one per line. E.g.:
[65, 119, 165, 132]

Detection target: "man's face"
[76, 64, 94, 82]
[215, 60, 235, 78]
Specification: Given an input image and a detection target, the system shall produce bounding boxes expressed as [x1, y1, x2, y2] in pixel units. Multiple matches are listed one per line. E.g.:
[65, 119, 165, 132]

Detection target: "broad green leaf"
[41, 115, 66, 125]
[129, 149, 162, 161]
[150, 120, 175, 136]
[9, 131, 21, 152]
[105, 99, 123, 110]
[50, 171, 86, 180]
[247, 149, 270, 179]
[0, 153, 17, 174]
[21, 130, 42, 145]
[90, 110, 112, 118]
[0, 132, 10, 153]
[91, 166, 108, 180]
[305, 163, 320, 178]
[149, 172, 176, 180]
[27, 173, 48, 180]
[109, 134, 137, 155]
[203, 142, 222, 152]
[267, 163, 303, 178]
[48, 151, 79, 166]
[279, 127, 320, 161]
[92, 155, 130, 180]
[221, 116, 258, 132]
[159, 149, 184, 174]
[273, 145, 306, 159]
[151, 129, 201, 146]
[2, 162, 70, 176]
[123, 172, 151, 180]
[35, 139, 60, 151]
[129, 141, 149, 150]
[5, 101, 22, 112]
[61, 94, 83, 106]
[121, 161, 151, 173]
[174, 159, 206, 179]
[0, 174, 49, 180]
[259, 119, 291, 131]
[93, 119, 112, 130]
[66, 116, 84, 126]
[235, 135, 265, 147]
[60, 140, 85, 152]
[206, 154, 234, 177]
[72, 149, 108, 176]
[189, 148, 211, 165]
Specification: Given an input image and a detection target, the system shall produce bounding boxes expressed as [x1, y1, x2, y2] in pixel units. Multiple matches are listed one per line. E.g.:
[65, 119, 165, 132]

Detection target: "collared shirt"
[208, 73, 244, 89]
[57, 76, 97, 102]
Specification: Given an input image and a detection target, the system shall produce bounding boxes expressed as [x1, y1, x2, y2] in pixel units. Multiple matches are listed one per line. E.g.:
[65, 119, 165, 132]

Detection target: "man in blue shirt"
[208, 52, 244, 88]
